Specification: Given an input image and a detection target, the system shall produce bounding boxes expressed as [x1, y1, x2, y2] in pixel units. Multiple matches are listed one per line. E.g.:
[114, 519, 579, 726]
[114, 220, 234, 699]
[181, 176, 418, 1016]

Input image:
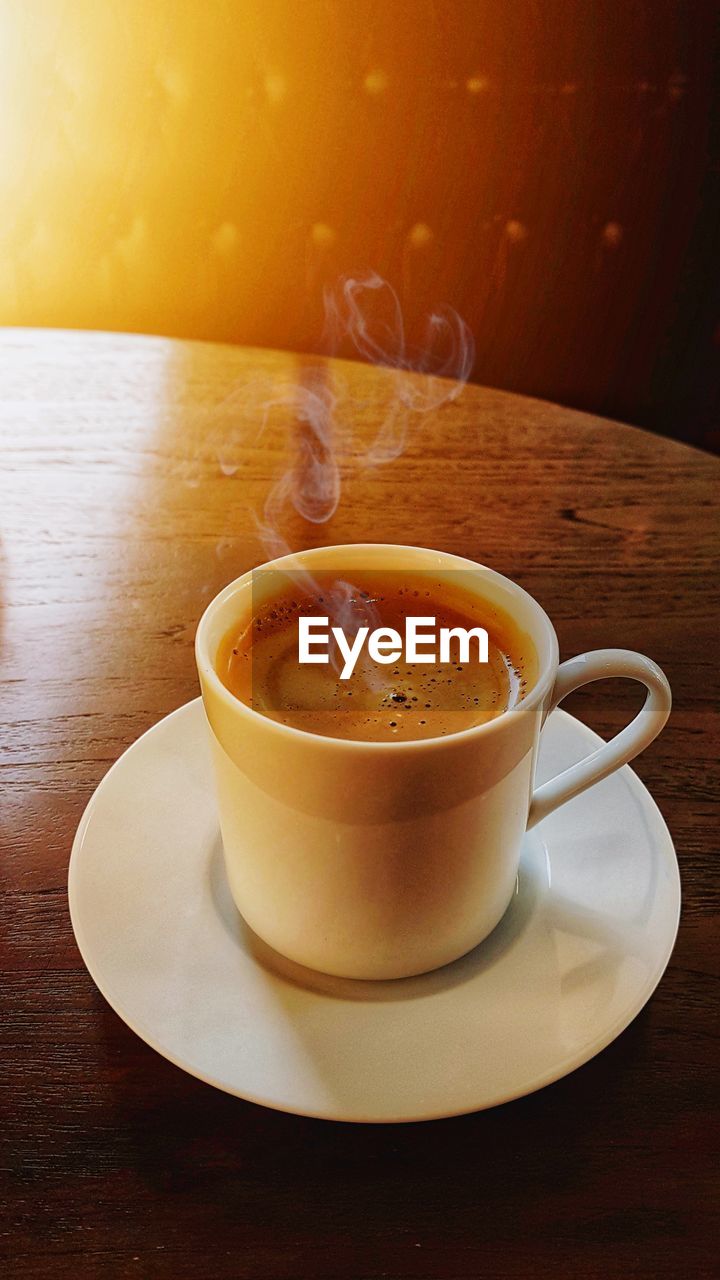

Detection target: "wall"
[0, 0, 716, 448]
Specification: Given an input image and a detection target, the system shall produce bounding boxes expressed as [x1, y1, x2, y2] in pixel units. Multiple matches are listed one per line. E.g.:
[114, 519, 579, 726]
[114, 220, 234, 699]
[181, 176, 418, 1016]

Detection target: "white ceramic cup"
[196, 544, 671, 980]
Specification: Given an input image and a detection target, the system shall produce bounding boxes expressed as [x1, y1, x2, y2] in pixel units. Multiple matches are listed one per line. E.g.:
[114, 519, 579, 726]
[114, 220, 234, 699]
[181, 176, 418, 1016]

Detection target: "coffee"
[216, 570, 538, 742]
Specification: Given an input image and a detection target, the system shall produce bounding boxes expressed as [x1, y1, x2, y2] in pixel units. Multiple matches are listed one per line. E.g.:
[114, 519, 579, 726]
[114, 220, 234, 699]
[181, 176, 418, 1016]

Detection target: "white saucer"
[68, 700, 680, 1123]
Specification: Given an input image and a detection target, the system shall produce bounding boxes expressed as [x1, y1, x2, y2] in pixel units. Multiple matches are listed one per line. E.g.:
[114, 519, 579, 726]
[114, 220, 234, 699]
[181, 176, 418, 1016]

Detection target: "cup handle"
[527, 649, 671, 829]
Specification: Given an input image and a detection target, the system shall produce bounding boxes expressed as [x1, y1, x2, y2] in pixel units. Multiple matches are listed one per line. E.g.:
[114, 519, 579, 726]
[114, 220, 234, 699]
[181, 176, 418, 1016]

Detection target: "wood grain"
[1, 330, 718, 1279]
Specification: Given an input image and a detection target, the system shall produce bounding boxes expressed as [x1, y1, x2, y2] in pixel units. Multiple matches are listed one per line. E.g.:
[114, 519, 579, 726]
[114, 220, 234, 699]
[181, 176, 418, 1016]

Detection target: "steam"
[324, 274, 474, 464]
[257, 272, 475, 550]
[248, 273, 475, 683]
[259, 367, 340, 526]
[324, 275, 474, 393]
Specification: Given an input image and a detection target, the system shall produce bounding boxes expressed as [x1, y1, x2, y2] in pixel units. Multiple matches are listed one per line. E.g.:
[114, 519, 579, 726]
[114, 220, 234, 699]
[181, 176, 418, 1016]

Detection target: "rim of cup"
[195, 543, 560, 751]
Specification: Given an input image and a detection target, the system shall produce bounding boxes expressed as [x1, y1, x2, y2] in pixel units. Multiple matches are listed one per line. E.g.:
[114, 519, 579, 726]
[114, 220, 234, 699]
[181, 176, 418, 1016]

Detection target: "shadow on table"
[96, 988, 654, 1256]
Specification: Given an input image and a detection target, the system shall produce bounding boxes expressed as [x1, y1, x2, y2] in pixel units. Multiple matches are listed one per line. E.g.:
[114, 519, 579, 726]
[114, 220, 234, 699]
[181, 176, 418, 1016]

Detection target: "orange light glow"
[0, 0, 711, 424]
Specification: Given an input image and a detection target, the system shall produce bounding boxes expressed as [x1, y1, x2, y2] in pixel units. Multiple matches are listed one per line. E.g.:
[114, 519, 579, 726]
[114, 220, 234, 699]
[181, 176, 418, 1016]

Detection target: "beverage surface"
[216, 570, 537, 742]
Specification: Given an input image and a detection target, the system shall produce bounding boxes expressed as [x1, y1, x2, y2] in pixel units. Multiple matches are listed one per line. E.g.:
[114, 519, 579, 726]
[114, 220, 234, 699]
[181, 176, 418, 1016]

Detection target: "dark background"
[1, 0, 718, 450]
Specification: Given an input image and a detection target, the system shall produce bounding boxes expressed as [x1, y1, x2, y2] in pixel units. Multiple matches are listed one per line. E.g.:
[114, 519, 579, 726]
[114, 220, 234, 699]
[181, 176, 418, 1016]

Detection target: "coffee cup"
[196, 543, 671, 979]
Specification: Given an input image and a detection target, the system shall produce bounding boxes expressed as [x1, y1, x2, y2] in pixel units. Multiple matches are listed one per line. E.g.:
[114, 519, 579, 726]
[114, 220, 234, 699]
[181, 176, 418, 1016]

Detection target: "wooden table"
[2, 331, 717, 1279]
